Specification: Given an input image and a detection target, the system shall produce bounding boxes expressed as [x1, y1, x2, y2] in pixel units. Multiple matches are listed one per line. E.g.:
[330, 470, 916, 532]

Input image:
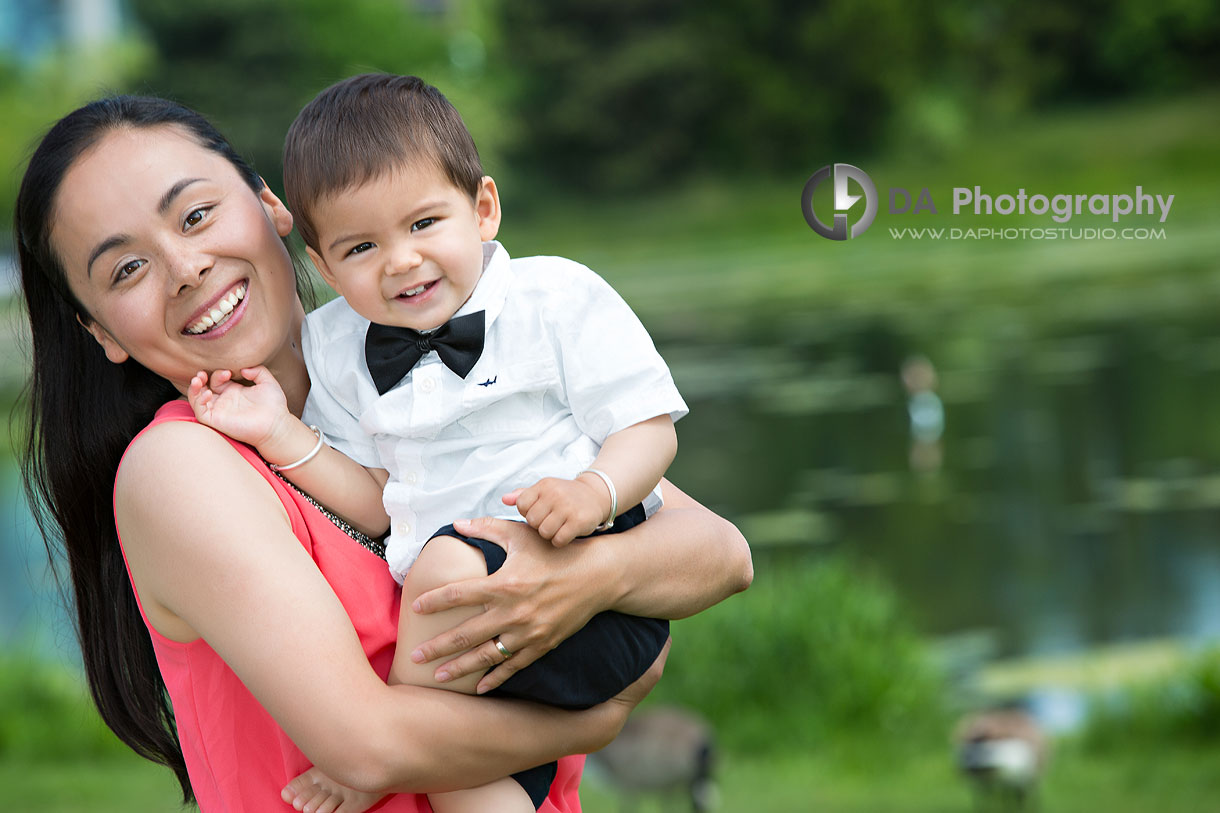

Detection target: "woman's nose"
[165, 245, 213, 293]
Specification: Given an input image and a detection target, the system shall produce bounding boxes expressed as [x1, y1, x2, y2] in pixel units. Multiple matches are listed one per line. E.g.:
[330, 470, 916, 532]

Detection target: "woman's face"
[51, 125, 299, 391]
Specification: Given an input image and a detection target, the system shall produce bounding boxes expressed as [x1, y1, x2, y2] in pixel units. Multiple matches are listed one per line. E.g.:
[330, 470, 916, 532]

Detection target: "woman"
[14, 95, 752, 811]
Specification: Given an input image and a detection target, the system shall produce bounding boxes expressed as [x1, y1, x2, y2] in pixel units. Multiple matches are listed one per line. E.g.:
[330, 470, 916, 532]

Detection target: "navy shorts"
[427, 503, 670, 807]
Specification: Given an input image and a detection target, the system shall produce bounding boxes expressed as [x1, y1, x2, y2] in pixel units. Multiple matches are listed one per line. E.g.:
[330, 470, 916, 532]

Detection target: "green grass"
[581, 740, 1220, 813]
[1, 758, 185, 813]
[8, 738, 1220, 813]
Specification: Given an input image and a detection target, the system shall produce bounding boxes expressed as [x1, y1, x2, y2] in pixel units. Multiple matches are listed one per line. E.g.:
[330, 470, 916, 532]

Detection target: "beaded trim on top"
[269, 467, 387, 561]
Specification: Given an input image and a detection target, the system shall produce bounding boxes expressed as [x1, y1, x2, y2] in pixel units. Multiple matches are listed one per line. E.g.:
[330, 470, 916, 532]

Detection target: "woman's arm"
[409, 477, 752, 694]
[116, 420, 644, 793]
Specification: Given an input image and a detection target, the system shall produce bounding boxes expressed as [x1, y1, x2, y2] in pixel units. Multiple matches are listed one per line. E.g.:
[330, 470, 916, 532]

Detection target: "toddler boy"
[190, 73, 685, 813]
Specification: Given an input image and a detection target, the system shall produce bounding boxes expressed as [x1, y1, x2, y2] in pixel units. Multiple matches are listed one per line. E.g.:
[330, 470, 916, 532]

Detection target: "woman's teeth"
[185, 283, 247, 334]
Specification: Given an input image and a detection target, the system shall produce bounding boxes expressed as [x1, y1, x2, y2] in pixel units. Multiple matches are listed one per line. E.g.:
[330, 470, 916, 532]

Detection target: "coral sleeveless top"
[115, 400, 584, 812]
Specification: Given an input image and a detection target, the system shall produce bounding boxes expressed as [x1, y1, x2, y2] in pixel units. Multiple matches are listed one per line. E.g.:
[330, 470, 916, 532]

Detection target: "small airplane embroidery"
[478, 376, 498, 387]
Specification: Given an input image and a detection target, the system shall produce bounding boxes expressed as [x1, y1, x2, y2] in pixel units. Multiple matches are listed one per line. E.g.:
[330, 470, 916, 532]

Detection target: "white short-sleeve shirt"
[303, 242, 688, 582]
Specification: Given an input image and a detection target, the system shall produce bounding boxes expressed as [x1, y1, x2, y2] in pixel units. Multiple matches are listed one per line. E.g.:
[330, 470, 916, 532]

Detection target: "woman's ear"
[258, 181, 294, 238]
[475, 176, 502, 241]
[76, 313, 130, 364]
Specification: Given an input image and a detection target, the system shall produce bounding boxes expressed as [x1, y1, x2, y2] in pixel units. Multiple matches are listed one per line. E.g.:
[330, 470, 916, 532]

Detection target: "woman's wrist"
[579, 523, 631, 613]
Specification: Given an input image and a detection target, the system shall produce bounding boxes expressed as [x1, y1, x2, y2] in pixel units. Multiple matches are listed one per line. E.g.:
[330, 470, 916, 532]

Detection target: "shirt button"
[405, 472, 418, 485]
[397, 522, 411, 536]
[420, 377, 436, 393]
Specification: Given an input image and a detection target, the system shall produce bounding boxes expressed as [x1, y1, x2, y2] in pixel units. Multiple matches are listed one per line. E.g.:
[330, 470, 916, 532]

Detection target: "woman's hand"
[408, 516, 614, 694]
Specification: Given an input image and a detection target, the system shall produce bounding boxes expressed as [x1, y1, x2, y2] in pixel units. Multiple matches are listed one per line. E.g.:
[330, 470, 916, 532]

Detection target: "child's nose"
[386, 244, 423, 275]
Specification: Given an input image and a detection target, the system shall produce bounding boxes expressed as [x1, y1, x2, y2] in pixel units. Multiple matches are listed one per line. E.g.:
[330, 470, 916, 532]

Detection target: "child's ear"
[475, 176, 502, 241]
[305, 246, 341, 292]
[76, 314, 130, 364]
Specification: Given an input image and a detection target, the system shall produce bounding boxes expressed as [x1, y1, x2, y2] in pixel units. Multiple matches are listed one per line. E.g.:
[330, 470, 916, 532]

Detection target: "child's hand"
[187, 366, 290, 449]
[503, 476, 612, 546]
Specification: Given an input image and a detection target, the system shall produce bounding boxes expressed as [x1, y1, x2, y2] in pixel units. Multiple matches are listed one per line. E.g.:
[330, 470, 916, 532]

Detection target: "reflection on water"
[0, 462, 70, 661]
[663, 310, 1220, 661]
[4, 309, 1220, 666]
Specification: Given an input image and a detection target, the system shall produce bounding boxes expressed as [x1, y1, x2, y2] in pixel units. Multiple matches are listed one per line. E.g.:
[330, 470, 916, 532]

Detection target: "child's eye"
[183, 207, 211, 230]
[411, 217, 436, 232]
[114, 258, 147, 283]
[346, 242, 375, 257]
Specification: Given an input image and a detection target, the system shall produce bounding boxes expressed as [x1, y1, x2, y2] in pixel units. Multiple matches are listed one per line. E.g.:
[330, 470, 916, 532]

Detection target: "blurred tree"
[496, 0, 966, 192]
[495, 0, 1220, 194]
[128, 0, 453, 196]
[496, 0, 716, 193]
[0, 40, 152, 240]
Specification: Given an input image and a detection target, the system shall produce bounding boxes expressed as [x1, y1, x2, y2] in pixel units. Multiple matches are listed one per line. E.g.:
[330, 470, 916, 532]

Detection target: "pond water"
[5, 304, 1220, 666]
[662, 305, 1220, 661]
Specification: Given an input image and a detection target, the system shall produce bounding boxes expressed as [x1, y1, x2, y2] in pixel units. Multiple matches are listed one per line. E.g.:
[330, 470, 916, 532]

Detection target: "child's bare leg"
[428, 778, 534, 813]
[281, 767, 381, 813]
[397, 537, 535, 813]
[390, 534, 491, 692]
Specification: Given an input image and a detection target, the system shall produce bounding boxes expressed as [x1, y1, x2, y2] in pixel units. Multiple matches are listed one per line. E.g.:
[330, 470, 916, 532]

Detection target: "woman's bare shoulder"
[115, 419, 287, 532]
[115, 418, 301, 639]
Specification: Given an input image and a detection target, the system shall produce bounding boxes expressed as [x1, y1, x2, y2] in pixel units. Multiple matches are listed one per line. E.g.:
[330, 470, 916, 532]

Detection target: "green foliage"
[495, 0, 1220, 193]
[1081, 647, 1220, 751]
[0, 655, 132, 760]
[127, 0, 490, 197]
[653, 555, 949, 753]
[0, 42, 152, 238]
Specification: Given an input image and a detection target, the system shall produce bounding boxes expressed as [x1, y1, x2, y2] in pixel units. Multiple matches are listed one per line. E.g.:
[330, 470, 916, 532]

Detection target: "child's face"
[306, 162, 501, 331]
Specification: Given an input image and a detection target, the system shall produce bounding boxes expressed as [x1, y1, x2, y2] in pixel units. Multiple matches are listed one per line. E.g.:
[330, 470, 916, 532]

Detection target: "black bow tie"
[365, 311, 486, 395]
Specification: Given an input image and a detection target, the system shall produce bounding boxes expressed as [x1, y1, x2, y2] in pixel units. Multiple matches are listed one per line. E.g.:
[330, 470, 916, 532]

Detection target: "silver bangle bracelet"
[580, 467, 617, 531]
[269, 425, 325, 472]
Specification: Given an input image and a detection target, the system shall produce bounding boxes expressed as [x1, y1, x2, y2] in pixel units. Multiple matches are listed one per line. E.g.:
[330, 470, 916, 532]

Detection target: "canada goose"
[954, 707, 1048, 810]
[589, 705, 717, 812]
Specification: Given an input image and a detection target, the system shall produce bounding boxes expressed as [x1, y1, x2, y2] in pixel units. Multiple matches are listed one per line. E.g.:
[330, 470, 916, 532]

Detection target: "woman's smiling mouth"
[184, 281, 248, 334]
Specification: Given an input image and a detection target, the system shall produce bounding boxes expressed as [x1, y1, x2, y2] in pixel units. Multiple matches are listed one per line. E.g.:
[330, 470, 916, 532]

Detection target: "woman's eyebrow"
[86, 178, 208, 278]
[87, 234, 131, 278]
[158, 177, 206, 215]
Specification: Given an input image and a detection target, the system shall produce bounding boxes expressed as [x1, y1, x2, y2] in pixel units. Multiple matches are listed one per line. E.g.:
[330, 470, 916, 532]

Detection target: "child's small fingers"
[515, 487, 540, 513]
[537, 512, 565, 540]
[208, 369, 231, 388]
[501, 488, 524, 506]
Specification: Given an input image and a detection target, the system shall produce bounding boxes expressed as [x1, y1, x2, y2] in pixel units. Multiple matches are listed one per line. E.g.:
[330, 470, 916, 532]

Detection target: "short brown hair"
[283, 74, 484, 250]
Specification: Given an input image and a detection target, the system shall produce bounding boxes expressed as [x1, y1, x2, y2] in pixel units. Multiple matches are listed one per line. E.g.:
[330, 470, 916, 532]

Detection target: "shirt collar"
[454, 241, 511, 336]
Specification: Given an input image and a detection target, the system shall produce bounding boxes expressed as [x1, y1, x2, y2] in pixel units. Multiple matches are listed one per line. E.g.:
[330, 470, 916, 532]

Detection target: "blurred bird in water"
[588, 705, 717, 812]
[954, 707, 1048, 811]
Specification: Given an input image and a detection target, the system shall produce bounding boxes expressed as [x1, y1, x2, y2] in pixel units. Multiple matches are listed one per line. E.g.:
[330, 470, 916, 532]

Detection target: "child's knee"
[403, 535, 487, 599]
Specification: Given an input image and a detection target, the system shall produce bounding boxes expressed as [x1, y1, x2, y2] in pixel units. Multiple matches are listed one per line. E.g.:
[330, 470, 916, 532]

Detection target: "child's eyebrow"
[397, 198, 449, 225]
[327, 232, 367, 252]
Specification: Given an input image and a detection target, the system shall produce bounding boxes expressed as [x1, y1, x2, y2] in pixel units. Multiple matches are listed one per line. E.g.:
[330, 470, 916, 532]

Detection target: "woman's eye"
[347, 242, 375, 257]
[183, 207, 211, 229]
[411, 217, 436, 232]
[114, 258, 146, 282]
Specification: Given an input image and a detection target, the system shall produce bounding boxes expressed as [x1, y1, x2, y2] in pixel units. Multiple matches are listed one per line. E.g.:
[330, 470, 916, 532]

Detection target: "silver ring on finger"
[493, 637, 514, 660]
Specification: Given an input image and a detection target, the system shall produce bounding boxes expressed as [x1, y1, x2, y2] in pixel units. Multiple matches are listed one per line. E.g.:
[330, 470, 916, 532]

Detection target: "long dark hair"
[13, 96, 309, 803]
